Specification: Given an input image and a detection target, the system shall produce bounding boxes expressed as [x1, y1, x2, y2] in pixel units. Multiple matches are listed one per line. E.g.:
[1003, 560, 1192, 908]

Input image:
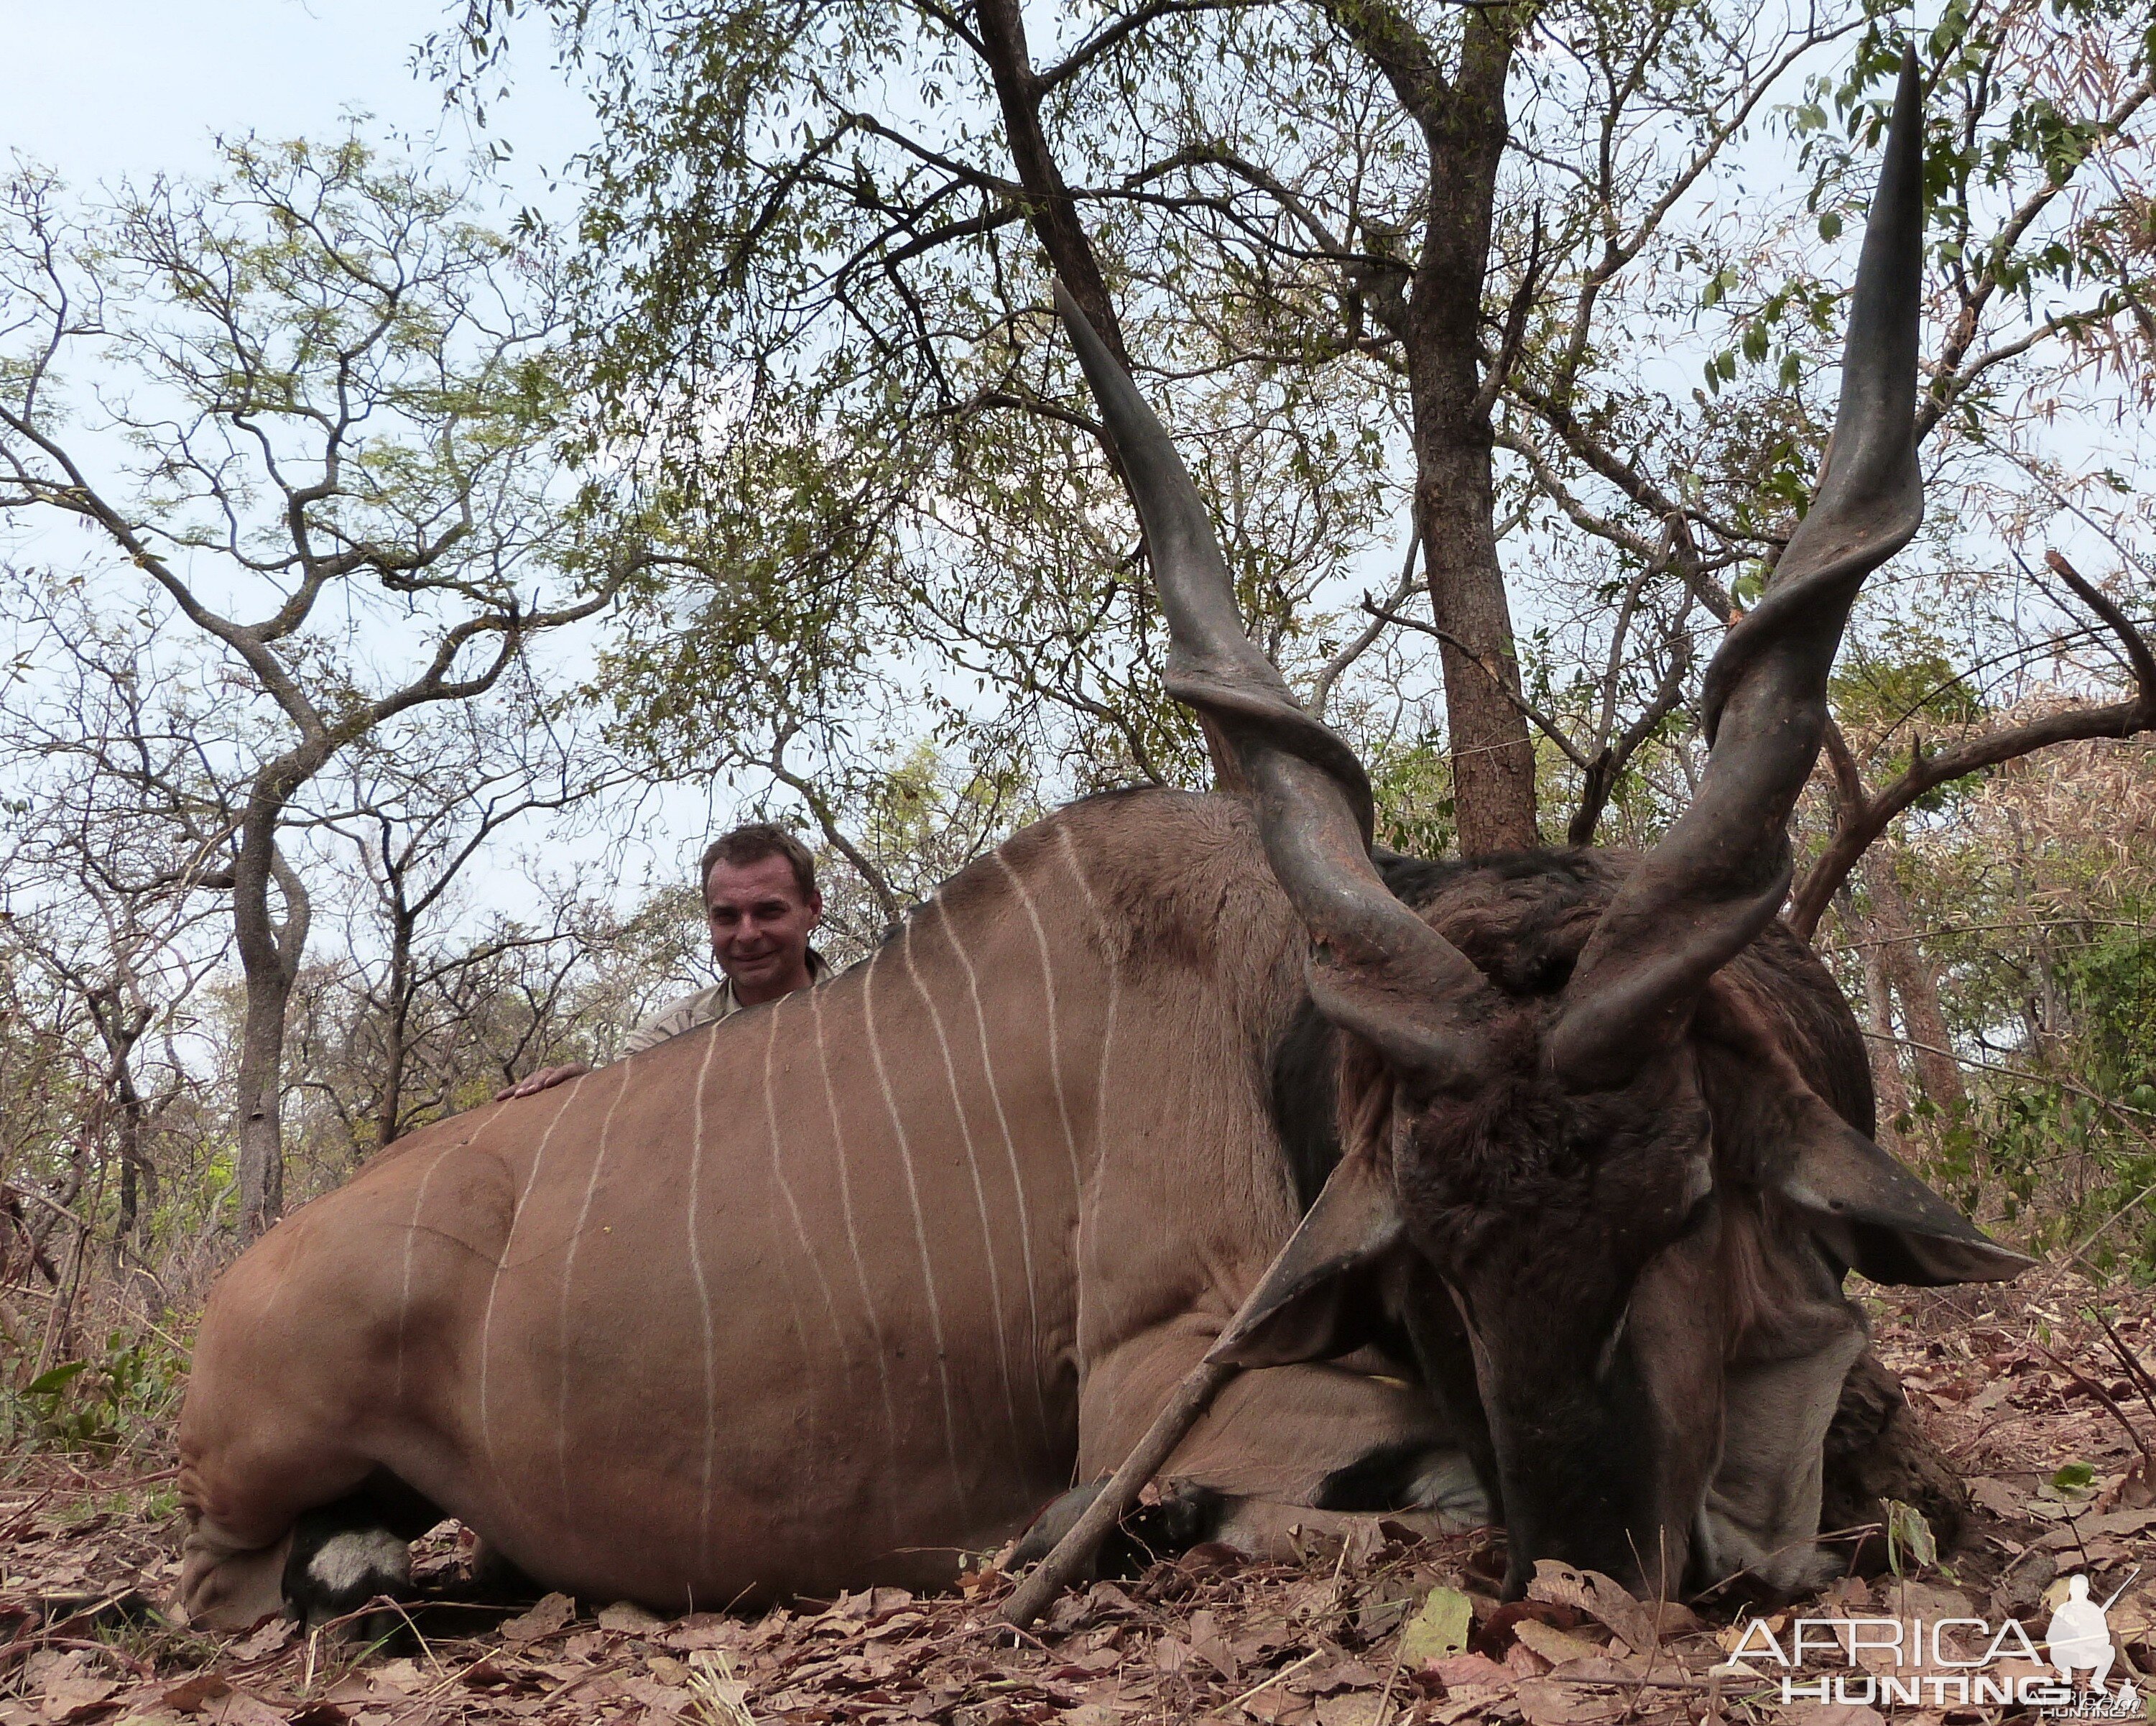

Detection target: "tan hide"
[178, 793, 1453, 1622]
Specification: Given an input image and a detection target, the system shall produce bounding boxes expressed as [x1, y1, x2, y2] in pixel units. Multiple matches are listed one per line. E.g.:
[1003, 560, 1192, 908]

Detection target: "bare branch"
[1790, 553, 2156, 938]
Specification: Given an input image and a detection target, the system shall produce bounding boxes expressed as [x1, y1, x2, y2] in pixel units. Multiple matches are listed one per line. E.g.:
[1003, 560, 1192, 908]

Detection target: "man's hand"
[494, 1062, 590, 1102]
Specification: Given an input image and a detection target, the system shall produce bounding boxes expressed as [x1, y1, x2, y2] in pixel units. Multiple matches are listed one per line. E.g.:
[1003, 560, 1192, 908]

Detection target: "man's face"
[705, 852, 822, 999]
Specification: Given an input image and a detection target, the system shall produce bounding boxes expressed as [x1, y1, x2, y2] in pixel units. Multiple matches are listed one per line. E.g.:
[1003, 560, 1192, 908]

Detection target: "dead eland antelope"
[177, 55, 2024, 1629]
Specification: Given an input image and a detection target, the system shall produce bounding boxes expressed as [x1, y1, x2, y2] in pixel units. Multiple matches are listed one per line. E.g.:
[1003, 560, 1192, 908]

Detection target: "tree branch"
[1788, 552, 2156, 938]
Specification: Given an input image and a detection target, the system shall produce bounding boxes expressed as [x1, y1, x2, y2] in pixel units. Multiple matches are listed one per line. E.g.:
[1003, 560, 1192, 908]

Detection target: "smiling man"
[496, 823, 827, 1100]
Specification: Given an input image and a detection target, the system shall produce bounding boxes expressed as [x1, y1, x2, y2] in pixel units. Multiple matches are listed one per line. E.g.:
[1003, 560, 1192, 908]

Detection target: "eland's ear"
[1208, 1146, 1405, 1367]
[1780, 1109, 2034, 1286]
[1694, 981, 2033, 1288]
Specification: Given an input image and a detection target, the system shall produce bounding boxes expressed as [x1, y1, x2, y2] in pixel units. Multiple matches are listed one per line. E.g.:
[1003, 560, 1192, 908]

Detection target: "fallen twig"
[1226, 1647, 1325, 1712]
[1553, 1670, 1718, 1694]
[2097, 1314, 2156, 1435]
[1000, 1357, 1236, 1627]
[2034, 1342, 2156, 1477]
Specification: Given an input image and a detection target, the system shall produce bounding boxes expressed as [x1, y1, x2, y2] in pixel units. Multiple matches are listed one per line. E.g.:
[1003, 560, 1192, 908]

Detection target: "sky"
[1, 0, 591, 208]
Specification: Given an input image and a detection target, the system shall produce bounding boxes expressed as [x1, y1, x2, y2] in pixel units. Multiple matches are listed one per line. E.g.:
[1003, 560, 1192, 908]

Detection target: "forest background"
[1, 0, 2152, 1458]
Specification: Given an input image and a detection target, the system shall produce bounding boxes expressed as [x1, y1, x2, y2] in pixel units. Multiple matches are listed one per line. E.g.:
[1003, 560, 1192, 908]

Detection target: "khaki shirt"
[620, 952, 828, 1057]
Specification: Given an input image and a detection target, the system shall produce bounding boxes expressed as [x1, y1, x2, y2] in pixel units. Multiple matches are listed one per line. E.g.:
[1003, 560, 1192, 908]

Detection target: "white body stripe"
[557, 1063, 636, 1506]
[762, 1000, 852, 1380]
[1055, 826, 1122, 1364]
[480, 1084, 579, 1533]
[811, 985, 901, 1499]
[685, 1028, 723, 1569]
[933, 895, 1053, 1445]
[994, 852, 1083, 1199]
[394, 1140, 463, 1402]
[901, 923, 1023, 1452]
[862, 954, 968, 1511]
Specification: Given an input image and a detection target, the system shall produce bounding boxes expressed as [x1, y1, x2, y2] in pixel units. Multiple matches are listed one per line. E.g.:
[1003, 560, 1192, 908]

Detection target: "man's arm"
[494, 984, 725, 1102]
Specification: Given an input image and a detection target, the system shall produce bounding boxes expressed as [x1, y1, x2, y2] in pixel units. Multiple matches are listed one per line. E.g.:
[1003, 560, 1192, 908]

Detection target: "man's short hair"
[700, 823, 818, 903]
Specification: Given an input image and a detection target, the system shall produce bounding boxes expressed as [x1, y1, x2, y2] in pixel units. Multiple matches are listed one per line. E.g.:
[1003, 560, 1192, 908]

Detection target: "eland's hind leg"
[180, 1400, 448, 1632]
[178, 1233, 385, 1628]
[179, 1421, 376, 1630]
[281, 1472, 444, 1634]
[177, 1215, 440, 1630]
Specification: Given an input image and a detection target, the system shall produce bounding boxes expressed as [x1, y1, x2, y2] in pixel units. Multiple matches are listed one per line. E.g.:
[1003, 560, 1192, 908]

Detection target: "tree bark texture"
[233, 979, 290, 1235]
[1861, 852, 1968, 1122]
[1857, 912, 1911, 1138]
[231, 781, 315, 1237]
[85, 985, 156, 1253]
[1354, 0, 1538, 854]
[1414, 428, 1536, 855]
[111, 1043, 151, 1252]
[374, 907, 415, 1153]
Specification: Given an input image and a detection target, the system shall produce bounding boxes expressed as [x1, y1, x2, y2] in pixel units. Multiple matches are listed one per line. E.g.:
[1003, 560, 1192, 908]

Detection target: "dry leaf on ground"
[499, 1590, 577, 1643]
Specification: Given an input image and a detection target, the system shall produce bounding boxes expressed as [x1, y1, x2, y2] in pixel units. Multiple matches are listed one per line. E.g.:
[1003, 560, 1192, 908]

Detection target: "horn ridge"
[1698, 45, 1928, 749]
[1052, 281, 1497, 1081]
[1051, 282, 1369, 827]
[1550, 49, 1927, 1086]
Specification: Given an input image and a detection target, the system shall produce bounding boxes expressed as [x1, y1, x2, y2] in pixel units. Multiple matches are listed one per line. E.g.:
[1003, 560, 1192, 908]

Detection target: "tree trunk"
[231, 785, 314, 1237]
[111, 1046, 148, 1256]
[1414, 433, 1537, 854]
[1403, 11, 1537, 857]
[1861, 852, 1967, 1121]
[233, 966, 292, 1235]
[86, 989, 153, 1257]
[1849, 892, 1911, 1142]
[116, 1146, 136, 1252]
[374, 908, 414, 1152]
[31, 1146, 92, 1373]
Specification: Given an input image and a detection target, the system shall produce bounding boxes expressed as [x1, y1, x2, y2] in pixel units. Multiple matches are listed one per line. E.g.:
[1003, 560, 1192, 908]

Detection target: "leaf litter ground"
[6, 1275, 2156, 1726]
